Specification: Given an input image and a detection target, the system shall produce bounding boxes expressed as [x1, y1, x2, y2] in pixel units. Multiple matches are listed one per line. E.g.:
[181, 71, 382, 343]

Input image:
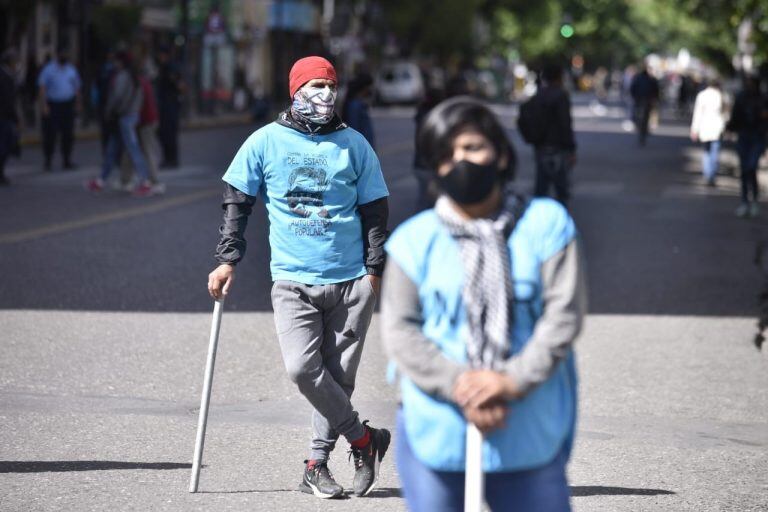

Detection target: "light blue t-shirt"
[223, 121, 389, 284]
[38, 61, 81, 102]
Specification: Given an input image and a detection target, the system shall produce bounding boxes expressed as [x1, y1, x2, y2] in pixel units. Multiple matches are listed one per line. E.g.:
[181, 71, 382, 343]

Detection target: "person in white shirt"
[690, 80, 727, 186]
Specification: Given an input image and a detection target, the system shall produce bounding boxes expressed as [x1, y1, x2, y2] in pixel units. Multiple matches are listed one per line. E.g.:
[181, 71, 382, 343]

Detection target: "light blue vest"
[385, 198, 578, 472]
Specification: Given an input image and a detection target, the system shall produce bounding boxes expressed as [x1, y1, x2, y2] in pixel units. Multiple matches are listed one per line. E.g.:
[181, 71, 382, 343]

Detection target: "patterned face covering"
[291, 83, 337, 124]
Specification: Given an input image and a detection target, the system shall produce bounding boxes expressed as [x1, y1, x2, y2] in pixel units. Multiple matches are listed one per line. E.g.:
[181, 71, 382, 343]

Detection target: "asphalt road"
[1, 98, 767, 511]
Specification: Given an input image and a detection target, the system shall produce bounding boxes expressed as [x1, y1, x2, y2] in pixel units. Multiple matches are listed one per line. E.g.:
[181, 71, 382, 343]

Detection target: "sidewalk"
[19, 111, 253, 146]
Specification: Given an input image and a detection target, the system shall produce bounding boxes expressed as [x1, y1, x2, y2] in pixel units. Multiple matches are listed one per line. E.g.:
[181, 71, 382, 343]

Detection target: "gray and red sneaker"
[298, 460, 344, 499]
[350, 421, 391, 497]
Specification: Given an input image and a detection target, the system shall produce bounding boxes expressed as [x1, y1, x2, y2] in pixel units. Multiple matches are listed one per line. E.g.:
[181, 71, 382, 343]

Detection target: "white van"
[375, 61, 425, 104]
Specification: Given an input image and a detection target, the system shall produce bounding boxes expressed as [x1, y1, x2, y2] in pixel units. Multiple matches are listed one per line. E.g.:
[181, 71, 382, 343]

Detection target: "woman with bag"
[381, 97, 587, 511]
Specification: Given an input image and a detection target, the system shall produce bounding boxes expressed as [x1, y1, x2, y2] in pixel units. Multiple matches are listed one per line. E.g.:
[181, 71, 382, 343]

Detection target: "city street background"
[1, 97, 767, 511]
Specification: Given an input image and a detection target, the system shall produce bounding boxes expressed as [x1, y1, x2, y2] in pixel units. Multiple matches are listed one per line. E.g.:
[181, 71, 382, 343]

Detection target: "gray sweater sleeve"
[381, 259, 468, 401]
[502, 238, 587, 395]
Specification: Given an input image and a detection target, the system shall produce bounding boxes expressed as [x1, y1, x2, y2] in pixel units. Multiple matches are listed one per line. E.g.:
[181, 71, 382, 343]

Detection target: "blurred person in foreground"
[690, 80, 727, 187]
[341, 72, 376, 148]
[37, 44, 81, 171]
[207, 56, 391, 499]
[86, 51, 154, 196]
[727, 75, 768, 218]
[381, 97, 586, 511]
[630, 64, 660, 146]
[0, 48, 21, 186]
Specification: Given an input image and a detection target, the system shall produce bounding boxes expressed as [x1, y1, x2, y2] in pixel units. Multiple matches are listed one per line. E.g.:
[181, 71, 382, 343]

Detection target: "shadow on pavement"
[0, 460, 192, 473]
[570, 485, 676, 497]
[198, 486, 401, 498]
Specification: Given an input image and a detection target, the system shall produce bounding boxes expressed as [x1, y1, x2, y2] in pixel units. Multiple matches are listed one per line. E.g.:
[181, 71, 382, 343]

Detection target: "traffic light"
[560, 23, 574, 38]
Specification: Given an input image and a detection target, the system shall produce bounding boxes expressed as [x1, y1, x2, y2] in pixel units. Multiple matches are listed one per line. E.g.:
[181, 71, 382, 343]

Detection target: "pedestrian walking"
[341, 72, 376, 148]
[727, 75, 768, 218]
[207, 56, 391, 499]
[96, 50, 117, 154]
[155, 45, 183, 169]
[690, 80, 727, 187]
[37, 45, 81, 171]
[518, 64, 577, 206]
[629, 64, 660, 146]
[86, 51, 153, 196]
[381, 97, 586, 511]
[0, 48, 22, 186]
[119, 71, 165, 194]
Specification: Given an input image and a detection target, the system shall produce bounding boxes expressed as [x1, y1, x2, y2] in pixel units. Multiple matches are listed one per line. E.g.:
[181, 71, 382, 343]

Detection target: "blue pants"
[395, 410, 572, 512]
[701, 140, 720, 182]
[100, 113, 149, 182]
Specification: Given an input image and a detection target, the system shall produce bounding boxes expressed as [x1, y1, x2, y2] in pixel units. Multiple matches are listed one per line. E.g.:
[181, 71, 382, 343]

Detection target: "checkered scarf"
[435, 192, 524, 369]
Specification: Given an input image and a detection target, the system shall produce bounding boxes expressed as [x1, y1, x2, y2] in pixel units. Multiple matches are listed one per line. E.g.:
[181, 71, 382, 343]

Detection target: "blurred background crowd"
[1, 0, 765, 127]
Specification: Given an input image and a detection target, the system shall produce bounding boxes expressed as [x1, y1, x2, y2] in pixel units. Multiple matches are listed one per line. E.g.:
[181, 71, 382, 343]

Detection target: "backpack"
[517, 93, 549, 145]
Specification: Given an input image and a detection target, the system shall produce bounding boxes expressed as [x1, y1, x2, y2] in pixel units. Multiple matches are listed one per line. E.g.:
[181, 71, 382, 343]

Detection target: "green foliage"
[380, 0, 767, 72]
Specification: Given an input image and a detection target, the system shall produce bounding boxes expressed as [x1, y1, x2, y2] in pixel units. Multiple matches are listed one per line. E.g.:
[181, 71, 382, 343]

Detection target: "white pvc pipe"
[464, 422, 485, 512]
[189, 299, 224, 493]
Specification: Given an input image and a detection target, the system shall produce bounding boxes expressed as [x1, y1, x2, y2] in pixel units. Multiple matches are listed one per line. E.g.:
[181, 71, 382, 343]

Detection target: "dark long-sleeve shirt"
[536, 85, 576, 153]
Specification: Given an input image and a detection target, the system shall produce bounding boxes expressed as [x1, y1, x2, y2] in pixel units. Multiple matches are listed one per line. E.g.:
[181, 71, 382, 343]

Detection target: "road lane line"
[0, 188, 221, 244]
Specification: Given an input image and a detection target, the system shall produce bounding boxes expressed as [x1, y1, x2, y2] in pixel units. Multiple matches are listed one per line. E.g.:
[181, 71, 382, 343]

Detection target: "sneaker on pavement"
[298, 460, 344, 499]
[350, 421, 391, 497]
[749, 202, 760, 217]
[736, 203, 749, 218]
[85, 178, 104, 192]
[133, 182, 153, 197]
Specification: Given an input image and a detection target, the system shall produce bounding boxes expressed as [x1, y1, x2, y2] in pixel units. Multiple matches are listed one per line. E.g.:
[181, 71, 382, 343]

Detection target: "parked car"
[375, 61, 425, 104]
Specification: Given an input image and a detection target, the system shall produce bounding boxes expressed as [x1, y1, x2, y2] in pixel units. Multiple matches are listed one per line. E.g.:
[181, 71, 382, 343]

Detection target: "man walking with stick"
[207, 56, 391, 499]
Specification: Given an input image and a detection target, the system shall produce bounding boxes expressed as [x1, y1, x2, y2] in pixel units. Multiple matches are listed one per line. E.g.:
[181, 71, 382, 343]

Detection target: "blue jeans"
[100, 113, 149, 182]
[395, 410, 571, 512]
[701, 140, 720, 181]
[736, 132, 765, 203]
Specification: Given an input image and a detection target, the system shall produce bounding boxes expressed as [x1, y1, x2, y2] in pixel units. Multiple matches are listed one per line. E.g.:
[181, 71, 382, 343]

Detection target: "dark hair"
[341, 72, 374, 119]
[116, 50, 139, 86]
[417, 96, 516, 181]
[542, 64, 563, 84]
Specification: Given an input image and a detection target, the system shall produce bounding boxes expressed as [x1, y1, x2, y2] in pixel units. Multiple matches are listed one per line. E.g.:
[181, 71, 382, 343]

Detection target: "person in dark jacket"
[207, 56, 391, 500]
[532, 64, 577, 206]
[155, 45, 183, 169]
[341, 72, 375, 148]
[0, 48, 21, 186]
[630, 64, 660, 146]
[727, 75, 768, 218]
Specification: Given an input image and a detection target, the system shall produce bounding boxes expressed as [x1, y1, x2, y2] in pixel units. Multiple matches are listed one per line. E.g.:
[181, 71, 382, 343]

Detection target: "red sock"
[306, 459, 319, 470]
[350, 427, 370, 449]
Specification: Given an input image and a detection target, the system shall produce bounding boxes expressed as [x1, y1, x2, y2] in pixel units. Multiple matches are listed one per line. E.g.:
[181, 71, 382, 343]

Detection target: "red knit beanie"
[288, 56, 337, 97]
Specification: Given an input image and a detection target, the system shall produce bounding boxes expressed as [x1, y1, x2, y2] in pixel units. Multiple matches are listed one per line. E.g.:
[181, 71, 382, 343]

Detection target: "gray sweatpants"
[271, 276, 376, 462]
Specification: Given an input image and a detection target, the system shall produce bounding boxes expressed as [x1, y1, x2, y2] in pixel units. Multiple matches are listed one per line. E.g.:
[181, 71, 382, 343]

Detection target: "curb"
[20, 113, 254, 146]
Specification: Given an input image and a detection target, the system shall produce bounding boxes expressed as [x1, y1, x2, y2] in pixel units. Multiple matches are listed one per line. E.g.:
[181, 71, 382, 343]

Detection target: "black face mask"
[437, 160, 499, 204]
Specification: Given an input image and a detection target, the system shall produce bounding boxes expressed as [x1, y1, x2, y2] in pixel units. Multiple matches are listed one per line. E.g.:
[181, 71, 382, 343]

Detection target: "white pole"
[189, 299, 224, 493]
[464, 422, 485, 512]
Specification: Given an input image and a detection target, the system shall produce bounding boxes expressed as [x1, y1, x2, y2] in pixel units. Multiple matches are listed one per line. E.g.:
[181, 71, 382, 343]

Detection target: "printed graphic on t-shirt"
[284, 152, 333, 236]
